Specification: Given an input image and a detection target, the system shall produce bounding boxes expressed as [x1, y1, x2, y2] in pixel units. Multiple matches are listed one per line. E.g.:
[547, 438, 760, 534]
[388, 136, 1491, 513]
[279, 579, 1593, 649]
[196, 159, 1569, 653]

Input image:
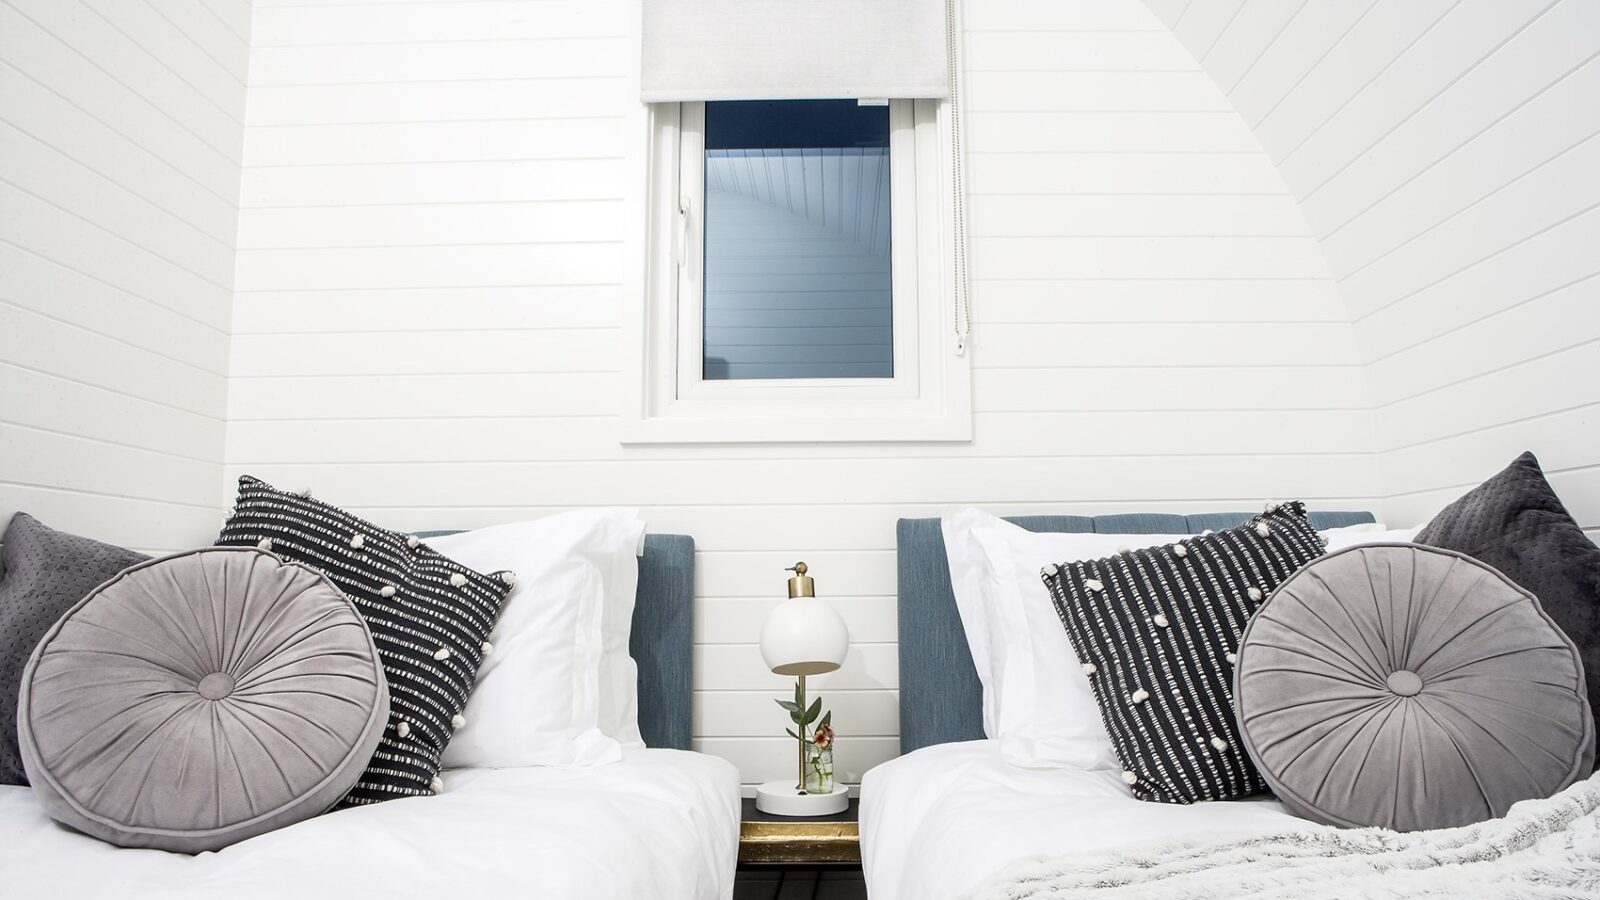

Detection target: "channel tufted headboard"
[414, 531, 695, 751]
[895, 510, 1376, 756]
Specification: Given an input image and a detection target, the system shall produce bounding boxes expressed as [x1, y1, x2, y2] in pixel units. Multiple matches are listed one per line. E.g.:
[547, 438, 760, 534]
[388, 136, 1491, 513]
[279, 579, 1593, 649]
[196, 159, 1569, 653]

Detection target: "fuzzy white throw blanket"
[971, 775, 1600, 900]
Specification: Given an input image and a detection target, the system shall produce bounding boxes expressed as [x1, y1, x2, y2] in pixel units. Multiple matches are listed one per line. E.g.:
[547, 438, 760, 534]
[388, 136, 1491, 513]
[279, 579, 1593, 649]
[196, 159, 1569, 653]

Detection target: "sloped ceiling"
[1142, 0, 1600, 530]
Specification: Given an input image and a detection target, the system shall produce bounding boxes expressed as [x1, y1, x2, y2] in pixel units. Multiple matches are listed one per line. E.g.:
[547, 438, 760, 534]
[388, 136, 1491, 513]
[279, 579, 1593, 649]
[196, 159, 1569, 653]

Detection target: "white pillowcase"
[431, 508, 644, 768]
[598, 525, 648, 748]
[1322, 522, 1421, 552]
[943, 508, 1189, 770]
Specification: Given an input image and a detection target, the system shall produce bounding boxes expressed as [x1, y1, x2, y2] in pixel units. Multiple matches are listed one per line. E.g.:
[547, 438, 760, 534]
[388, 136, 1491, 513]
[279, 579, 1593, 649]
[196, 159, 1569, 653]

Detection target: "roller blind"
[641, 0, 950, 102]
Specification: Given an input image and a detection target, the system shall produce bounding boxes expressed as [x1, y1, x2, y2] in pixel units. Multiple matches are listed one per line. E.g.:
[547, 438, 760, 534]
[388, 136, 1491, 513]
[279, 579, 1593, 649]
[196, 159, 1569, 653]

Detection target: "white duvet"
[0, 748, 739, 900]
[862, 741, 1309, 900]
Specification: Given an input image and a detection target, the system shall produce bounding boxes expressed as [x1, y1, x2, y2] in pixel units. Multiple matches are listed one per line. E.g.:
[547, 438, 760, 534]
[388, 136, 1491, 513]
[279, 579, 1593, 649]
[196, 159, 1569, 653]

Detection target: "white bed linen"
[862, 741, 1310, 900]
[0, 748, 739, 900]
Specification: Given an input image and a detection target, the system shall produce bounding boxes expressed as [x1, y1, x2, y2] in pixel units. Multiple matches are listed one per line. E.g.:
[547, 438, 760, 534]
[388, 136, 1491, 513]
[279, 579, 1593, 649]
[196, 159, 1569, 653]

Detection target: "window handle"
[677, 195, 692, 269]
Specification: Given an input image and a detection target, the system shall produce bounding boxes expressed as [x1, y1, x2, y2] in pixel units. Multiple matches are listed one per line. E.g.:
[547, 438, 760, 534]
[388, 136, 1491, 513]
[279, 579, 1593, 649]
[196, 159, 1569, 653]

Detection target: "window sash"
[674, 100, 921, 403]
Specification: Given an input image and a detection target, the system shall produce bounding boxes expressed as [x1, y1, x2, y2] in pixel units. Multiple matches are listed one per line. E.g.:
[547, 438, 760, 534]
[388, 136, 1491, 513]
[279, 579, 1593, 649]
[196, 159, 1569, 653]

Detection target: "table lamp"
[755, 562, 851, 816]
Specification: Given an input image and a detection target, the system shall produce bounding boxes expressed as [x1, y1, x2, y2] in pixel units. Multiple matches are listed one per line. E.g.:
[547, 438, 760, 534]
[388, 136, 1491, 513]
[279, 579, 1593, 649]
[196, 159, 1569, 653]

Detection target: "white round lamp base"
[754, 781, 849, 817]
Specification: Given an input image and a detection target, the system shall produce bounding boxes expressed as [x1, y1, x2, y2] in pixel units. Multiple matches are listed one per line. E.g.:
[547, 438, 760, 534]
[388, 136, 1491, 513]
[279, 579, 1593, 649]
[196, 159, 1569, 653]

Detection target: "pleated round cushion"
[1236, 543, 1594, 832]
[18, 548, 389, 852]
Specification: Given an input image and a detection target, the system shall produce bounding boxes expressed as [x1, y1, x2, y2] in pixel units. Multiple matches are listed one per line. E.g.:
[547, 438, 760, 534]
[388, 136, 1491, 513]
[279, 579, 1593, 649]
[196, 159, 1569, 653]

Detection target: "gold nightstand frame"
[738, 798, 861, 866]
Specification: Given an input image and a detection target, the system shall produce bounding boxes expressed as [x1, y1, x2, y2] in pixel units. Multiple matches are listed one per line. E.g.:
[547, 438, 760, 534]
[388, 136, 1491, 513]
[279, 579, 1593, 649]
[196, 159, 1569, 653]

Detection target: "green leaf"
[794, 682, 803, 706]
[776, 700, 801, 713]
[803, 696, 822, 725]
[789, 710, 802, 724]
[820, 710, 832, 728]
[785, 727, 801, 741]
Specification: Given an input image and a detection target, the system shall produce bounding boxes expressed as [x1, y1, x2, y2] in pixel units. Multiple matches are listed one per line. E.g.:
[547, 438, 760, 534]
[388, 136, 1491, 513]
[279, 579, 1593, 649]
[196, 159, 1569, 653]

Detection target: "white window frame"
[621, 98, 971, 444]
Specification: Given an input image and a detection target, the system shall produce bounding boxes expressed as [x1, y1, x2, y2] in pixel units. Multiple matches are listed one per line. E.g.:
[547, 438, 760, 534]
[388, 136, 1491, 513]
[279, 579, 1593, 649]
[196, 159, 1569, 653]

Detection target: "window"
[623, 97, 971, 443]
[700, 100, 894, 381]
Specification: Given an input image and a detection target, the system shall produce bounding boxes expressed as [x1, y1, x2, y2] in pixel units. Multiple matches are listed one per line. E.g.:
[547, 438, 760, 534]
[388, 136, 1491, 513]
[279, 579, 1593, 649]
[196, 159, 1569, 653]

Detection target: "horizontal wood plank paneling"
[229, 0, 1375, 787]
[0, 1, 244, 552]
[1157, 0, 1600, 532]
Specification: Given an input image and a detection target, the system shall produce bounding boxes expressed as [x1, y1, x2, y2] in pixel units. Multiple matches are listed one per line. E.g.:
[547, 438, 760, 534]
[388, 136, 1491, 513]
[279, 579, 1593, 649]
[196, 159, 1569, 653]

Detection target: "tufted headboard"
[895, 510, 1376, 756]
[415, 531, 695, 751]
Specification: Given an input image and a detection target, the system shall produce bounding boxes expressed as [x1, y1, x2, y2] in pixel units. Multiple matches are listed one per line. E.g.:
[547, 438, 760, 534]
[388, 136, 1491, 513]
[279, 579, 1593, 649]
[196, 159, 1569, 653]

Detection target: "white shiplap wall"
[1149, 0, 1600, 541]
[0, 0, 251, 553]
[228, 0, 1374, 786]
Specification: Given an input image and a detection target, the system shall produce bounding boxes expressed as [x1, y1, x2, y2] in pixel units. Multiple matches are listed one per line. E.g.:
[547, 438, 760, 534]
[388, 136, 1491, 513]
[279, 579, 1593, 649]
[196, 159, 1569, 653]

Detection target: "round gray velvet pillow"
[1236, 543, 1594, 832]
[18, 548, 389, 853]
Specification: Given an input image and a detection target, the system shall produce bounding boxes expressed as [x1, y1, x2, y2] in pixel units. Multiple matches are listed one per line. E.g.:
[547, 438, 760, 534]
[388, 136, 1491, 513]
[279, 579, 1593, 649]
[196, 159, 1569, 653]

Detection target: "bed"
[0, 534, 741, 900]
[864, 512, 1372, 900]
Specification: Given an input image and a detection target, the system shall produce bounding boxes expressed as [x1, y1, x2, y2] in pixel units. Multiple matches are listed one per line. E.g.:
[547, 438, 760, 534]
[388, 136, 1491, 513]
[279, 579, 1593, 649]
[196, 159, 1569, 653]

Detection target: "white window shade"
[641, 0, 950, 102]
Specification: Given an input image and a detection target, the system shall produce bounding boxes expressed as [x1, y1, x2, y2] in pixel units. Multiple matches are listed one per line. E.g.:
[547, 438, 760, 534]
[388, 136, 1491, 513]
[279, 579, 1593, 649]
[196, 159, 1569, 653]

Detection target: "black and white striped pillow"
[216, 476, 512, 807]
[1040, 502, 1325, 804]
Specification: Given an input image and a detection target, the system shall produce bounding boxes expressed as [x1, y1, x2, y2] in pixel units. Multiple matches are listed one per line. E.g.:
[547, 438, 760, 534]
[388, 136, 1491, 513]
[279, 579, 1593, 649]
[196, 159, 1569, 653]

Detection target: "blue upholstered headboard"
[895, 510, 1376, 756]
[415, 531, 695, 751]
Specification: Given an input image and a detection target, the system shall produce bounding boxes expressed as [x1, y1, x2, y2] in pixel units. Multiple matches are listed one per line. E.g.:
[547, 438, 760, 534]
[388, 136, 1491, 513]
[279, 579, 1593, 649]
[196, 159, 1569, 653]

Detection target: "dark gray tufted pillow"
[19, 548, 389, 852]
[1236, 543, 1594, 832]
[0, 513, 147, 785]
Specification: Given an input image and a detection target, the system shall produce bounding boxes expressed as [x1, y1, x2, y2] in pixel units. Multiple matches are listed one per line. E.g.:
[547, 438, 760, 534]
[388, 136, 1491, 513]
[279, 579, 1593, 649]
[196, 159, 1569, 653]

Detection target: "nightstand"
[735, 797, 864, 900]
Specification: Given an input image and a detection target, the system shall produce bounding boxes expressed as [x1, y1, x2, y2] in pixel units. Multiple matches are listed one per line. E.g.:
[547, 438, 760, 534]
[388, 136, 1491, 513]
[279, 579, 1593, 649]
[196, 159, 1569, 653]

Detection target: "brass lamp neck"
[786, 562, 815, 598]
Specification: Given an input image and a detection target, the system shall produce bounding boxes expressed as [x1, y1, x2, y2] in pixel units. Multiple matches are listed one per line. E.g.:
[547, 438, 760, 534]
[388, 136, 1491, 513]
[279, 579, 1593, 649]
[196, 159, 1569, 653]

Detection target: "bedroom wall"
[1146, 0, 1600, 542]
[0, 0, 251, 554]
[227, 0, 1373, 787]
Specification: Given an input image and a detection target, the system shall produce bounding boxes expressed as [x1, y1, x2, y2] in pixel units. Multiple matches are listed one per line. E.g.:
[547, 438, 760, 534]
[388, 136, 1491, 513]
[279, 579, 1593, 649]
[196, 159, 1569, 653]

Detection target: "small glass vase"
[804, 744, 834, 795]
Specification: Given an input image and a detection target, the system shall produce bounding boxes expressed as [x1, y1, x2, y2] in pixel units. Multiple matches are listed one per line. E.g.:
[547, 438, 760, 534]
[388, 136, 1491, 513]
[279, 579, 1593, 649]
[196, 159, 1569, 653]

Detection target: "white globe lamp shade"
[759, 597, 849, 677]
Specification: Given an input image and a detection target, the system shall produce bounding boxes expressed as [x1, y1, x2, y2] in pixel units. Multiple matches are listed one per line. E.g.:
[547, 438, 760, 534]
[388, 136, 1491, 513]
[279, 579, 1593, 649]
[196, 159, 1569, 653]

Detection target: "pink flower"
[813, 723, 834, 749]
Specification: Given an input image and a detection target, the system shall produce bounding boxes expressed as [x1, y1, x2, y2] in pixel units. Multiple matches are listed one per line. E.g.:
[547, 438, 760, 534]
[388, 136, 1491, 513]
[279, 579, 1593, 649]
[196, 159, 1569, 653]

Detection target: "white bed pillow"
[944, 509, 1189, 769]
[1321, 523, 1421, 552]
[599, 523, 648, 748]
[431, 508, 643, 767]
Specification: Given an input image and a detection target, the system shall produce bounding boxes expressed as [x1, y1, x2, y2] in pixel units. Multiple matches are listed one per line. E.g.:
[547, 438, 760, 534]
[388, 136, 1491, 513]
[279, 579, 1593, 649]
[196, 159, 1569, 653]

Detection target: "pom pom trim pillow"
[1236, 543, 1594, 831]
[216, 476, 512, 805]
[18, 549, 388, 853]
[1041, 502, 1326, 803]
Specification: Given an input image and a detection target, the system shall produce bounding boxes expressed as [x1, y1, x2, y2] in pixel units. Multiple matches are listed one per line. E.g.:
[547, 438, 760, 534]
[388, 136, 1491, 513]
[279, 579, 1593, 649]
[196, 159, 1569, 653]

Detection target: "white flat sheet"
[0, 748, 740, 900]
[861, 741, 1309, 900]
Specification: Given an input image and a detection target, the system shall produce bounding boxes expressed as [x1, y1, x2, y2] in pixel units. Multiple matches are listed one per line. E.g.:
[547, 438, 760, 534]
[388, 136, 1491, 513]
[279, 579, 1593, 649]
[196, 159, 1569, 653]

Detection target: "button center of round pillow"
[1385, 669, 1423, 697]
[198, 672, 237, 701]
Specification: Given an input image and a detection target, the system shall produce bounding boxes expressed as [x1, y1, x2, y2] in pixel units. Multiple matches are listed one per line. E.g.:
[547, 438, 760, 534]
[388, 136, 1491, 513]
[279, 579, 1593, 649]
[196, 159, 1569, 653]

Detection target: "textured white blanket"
[972, 775, 1600, 900]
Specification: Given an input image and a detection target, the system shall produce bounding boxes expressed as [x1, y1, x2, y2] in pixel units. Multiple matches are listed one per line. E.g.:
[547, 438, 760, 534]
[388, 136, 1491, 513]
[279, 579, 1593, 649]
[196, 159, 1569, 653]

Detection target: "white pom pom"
[379, 584, 397, 598]
[449, 572, 467, 588]
[1319, 533, 1331, 548]
[406, 535, 421, 549]
[429, 776, 444, 794]
[1152, 613, 1169, 628]
[1121, 770, 1138, 785]
[1202, 529, 1214, 536]
[499, 571, 517, 588]
[433, 646, 451, 661]
[1263, 499, 1280, 513]
[1041, 563, 1059, 578]
[1130, 688, 1149, 705]
[1247, 586, 1263, 602]
[1255, 522, 1271, 538]
[1081, 662, 1097, 676]
[1084, 578, 1105, 593]
[1210, 736, 1230, 752]
[451, 714, 466, 729]
[1173, 544, 1188, 558]
[396, 721, 410, 739]
[349, 534, 365, 550]
[256, 537, 273, 551]
[296, 488, 313, 499]
[1116, 545, 1131, 556]
[481, 641, 494, 656]
[1225, 652, 1238, 665]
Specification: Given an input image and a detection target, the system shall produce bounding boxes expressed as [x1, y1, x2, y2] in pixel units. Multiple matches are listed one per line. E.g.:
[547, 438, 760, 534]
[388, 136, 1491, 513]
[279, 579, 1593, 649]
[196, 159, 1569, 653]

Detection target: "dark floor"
[734, 869, 868, 900]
